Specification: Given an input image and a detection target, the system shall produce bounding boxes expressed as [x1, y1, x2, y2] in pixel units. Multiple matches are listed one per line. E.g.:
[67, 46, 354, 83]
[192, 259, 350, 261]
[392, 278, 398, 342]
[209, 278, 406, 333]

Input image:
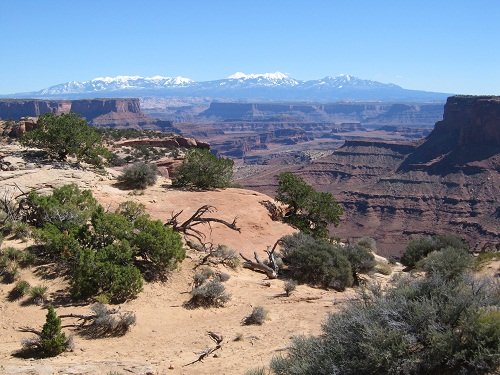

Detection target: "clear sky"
[1, 0, 499, 95]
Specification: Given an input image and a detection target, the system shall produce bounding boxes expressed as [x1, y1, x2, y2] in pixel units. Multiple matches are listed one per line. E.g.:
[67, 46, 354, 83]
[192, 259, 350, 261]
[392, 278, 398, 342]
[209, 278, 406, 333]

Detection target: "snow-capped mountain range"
[6, 72, 450, 102]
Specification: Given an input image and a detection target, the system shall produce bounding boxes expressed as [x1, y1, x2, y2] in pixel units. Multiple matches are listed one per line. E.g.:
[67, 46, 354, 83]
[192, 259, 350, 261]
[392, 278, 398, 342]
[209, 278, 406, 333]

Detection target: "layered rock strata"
[240, 96, 500, 254]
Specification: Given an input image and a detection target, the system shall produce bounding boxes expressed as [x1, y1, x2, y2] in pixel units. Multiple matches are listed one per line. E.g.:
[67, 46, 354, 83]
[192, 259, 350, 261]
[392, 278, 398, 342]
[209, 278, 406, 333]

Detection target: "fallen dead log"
[239, 239, 282, 279]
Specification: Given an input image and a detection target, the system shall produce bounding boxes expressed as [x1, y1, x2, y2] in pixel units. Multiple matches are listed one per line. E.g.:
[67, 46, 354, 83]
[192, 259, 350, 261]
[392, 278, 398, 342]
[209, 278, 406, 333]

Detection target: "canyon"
[171, 101, 444, 159]
[238, 96, 500, 255]
[1, 96, 498, 255]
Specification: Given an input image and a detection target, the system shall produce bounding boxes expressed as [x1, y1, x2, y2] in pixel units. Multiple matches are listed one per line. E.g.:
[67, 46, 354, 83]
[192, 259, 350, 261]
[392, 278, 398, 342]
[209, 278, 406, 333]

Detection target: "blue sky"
[1, 0, 499, 95]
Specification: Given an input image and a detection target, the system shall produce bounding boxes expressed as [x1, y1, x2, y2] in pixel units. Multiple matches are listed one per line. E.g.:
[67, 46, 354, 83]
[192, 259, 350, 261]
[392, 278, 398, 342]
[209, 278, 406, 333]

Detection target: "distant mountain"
[4, 72, 451, 102]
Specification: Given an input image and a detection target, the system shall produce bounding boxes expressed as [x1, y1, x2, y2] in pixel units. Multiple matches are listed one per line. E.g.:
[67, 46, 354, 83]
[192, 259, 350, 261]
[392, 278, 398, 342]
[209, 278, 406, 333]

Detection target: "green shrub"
[99, 263, 143, 303]
[8, 280, 31, 301]
[271, 272, 500, 375]
[275, 172, 343, 238]
[2, 246, 23, 261]
[90, 210, 134, 247]
[243, 306, 268, 325]
[118, 162, 158, 189]
[189, 279, 231, 308]
[401, 234, 468, 267]
[70, 244, 142, 303]
[416, 246, 472, 280]
[20, 112, 106, 166]
[1, 220, 14, 235]
[280, 233, 353, 291]
[132, 216, 185, 271]
[35, 224, 82, 260]
[22, 184, 183, 303]
[38, 306, 68, 356]
[172, 149, 233, 190]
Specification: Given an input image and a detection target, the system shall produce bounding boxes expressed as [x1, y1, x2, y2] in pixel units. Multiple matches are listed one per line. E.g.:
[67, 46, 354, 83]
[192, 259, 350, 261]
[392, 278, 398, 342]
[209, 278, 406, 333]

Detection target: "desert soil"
[0, 153, 396, 375]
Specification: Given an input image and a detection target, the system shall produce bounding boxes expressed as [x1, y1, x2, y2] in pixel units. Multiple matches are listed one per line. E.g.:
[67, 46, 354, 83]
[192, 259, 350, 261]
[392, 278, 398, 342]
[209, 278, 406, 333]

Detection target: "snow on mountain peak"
[228, 72, 291, 80]
[90, 75, 194, 85]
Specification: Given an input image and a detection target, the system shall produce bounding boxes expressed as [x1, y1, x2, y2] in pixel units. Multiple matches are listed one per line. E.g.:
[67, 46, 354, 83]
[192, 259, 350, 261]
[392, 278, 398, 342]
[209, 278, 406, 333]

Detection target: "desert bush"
[341, 240, 376, 284]
[189, 279, 231, 307]
[280, 233, 353, 291]
[270, 271, 500, 375]
[275, 172, 343, 238]
[12, 222, 30, 241]
[283, 280, 297, 296]
[118, 162, 158, 189]
[21, 305, 70, 357]
[20, 112, 106, 166]
[193, 267, 216, 287]
[245, 368, 268, 375]
[2, 261, 20, 283]
[28, 285, 48, 305]
[416, 246, 472, 280]
[2, 246, 23, 261]
[356, 236, 377, 252]
[26, 184, 98, 229]
[474, 251, 500, 270]
[78, 303, 136, 338]
[172, 148, 233, 189]
[212, 244, 240, 269]
[375, 262, 392, 275]
[217, 272, 231, 282]
[115, 201, 146, 222]
[1, 220, 14, 235]
[8, 280, 31, 301]
[401, 233, 468, 267]
[243, 306, 268, 325]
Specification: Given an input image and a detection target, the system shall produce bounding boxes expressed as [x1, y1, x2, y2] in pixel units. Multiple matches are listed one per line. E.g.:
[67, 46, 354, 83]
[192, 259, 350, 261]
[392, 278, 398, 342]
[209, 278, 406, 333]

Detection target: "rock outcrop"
[115, 136, 209, 149]
[0, 99, 177, 132]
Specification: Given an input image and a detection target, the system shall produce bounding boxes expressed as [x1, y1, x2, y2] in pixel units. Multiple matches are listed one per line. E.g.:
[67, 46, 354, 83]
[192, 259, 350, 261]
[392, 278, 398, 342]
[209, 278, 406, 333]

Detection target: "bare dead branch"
[183, 331, 223, 367]
[17, 327, 42, 336]
[166, 205, 240, 242]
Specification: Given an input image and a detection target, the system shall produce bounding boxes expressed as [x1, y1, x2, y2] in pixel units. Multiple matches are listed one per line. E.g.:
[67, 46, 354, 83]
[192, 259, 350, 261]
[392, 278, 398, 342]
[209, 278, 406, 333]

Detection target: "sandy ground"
[1, 159, 379, 374]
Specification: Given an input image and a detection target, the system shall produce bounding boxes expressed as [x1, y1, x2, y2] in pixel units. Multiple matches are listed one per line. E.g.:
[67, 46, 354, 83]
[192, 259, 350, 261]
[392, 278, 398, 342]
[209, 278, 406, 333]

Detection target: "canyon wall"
[240, 96, 500, 254]
[200, 102, 444, 127]
[0, 99, 176, 132]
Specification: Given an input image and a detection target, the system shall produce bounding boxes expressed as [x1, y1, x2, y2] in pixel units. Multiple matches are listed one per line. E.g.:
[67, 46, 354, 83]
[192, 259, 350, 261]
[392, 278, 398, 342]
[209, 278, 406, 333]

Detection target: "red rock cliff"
[0, 99, 141, 122]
